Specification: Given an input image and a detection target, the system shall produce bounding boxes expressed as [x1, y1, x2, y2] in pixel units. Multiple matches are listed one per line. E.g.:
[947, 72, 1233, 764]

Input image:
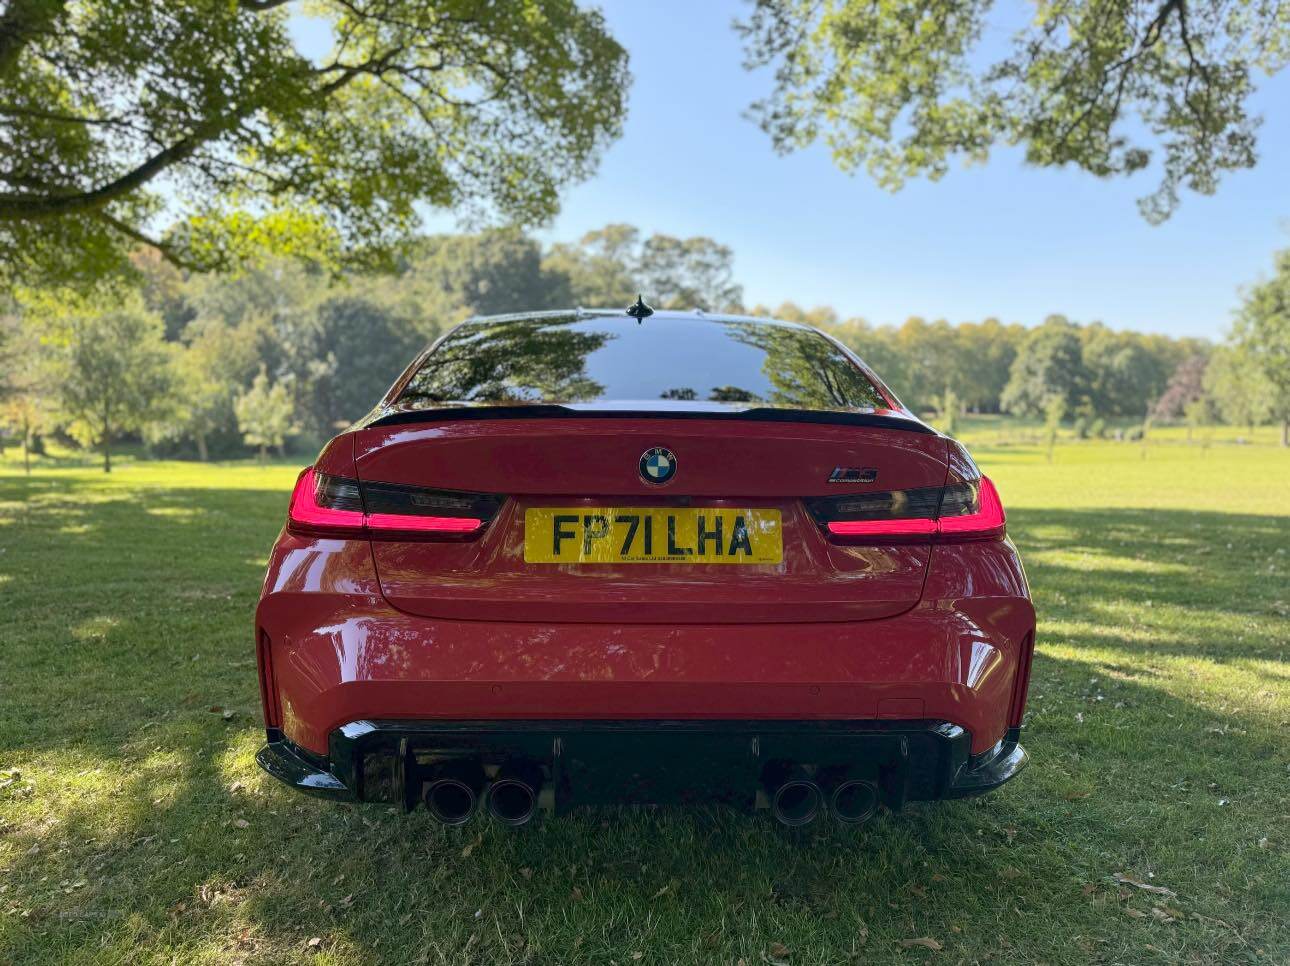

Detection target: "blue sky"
[298, 1, 1290, 340]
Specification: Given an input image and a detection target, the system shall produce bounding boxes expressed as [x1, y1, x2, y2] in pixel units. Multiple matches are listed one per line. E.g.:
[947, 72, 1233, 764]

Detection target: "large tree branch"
[0, 53, 386, 221]
[237, 0, 296, 11]
[0, 115, 238, 220]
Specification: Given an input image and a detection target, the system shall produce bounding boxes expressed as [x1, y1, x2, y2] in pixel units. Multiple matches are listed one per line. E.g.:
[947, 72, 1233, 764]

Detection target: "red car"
[255, 304, 1034, 826]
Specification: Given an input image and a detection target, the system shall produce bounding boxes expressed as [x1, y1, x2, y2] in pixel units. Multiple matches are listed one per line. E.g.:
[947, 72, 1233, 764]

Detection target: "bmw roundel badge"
[639, 446, 677, 485]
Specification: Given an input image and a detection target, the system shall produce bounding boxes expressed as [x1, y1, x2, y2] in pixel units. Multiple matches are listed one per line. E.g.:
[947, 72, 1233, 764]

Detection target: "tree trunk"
[103, 441, 111, 473]
[196, 433, 208, 462]
[22, 431, 30, 475]
[1282, 418, 1289, 448]
[258, 444, 267, 464]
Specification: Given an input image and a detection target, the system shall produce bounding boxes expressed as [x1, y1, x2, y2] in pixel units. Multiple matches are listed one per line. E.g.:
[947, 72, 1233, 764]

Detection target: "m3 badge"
[827, 467, 878, 484]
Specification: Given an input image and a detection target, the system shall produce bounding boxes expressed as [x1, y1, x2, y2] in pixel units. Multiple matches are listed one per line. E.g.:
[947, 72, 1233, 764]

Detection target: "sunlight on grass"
[1, 441, 1287, 964]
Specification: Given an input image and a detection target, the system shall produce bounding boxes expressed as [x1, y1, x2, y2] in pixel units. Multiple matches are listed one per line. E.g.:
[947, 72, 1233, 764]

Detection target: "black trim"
[256, 720, 1026, 810]
[358, 404, 937, 434]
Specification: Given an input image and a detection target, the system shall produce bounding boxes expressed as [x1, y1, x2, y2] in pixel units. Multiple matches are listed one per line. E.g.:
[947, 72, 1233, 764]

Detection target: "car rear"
[255, 309, 1034, 824]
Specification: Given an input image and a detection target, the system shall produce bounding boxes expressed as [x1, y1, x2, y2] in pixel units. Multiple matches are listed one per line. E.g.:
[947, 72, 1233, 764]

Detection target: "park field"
[1, 437, 1287, 964]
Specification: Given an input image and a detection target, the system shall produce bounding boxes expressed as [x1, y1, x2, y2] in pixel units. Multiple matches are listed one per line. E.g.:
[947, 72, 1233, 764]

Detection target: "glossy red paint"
[253, 313, 1036, 807]
[255, 446, 1034, 757]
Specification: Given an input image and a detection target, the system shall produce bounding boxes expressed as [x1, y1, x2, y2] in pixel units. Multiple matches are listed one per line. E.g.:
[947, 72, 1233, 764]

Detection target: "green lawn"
[1, 439, 1287, 964]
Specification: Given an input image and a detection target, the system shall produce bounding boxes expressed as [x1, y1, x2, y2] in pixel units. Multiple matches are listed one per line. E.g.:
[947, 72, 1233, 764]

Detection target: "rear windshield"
[397, 314, 888, 411]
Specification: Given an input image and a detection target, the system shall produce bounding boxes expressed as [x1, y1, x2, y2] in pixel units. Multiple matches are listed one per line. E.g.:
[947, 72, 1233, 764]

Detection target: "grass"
[1, 437, 1287, 964]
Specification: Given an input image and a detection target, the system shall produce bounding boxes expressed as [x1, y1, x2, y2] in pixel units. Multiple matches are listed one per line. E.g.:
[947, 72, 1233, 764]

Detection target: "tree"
[1230, 248, 1290, 445]
[1083, 325, 1169, 418]
[0, 309, 53, 473]
[158, 319, 264, 460]
[1151, 352, 1209, 419]
[1203, 344, 1273, 431]
[1043, 393, 1066, 462]
[956, 318, 1023, 413]
[544, 225, 744, 311]
[1001, 316, 1089, 417]
[0, 0, 629, 288]
[737, 0, 1289, 221]
[635, 234, 743, 311]
[400, 230, 571, 329]
[54, 298, 174, 472]
[235, 368, 298, 460]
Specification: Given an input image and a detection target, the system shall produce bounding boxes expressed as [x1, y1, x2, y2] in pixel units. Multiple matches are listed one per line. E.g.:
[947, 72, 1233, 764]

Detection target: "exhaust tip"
[772, 780, 823, 827]
[830, 779, 878, 824]
[487, 779, 538, 826]
[425, 778, 479, 825]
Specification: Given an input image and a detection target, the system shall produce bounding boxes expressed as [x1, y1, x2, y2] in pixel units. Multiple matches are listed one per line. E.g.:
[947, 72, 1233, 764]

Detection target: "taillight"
[806, 441, 1005, 543]
[287, 467, 501, 539]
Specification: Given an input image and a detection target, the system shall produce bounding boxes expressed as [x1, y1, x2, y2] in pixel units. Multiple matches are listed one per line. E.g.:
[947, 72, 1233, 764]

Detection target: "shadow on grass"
[1, 474, 1287, 962]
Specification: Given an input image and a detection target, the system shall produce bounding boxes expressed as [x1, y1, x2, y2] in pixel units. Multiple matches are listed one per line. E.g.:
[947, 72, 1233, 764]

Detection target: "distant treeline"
[2, 225, 1286, 469]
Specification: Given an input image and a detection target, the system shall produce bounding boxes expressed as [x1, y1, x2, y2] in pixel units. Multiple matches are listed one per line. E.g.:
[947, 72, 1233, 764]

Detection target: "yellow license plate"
[524, 507, 782, 564]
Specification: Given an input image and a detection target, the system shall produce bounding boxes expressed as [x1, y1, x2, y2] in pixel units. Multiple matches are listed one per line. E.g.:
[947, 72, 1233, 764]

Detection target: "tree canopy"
[738, 0, 1290, 221]
[0, 0, 629, 287]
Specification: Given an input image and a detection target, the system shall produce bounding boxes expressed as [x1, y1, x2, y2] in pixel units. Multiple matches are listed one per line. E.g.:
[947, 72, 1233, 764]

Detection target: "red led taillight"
[810, 440, 1006, 543]
[287, 467, 497, 539]
[827, 517, 939, 538]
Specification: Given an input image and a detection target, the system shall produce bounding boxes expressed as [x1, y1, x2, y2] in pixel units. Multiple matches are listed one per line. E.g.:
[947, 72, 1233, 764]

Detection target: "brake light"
[288, 468, 364, 533]
[287, 467, 499, 539]
[807, 464, 1006, 543]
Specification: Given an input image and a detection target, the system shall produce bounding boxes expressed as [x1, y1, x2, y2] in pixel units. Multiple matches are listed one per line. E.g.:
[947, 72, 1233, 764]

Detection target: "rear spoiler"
[356, 404, 937, 435]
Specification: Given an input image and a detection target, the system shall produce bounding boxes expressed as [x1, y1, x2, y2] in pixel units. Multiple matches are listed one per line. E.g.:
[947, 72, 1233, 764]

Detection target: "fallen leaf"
[306, 937, 322, 948]
[1004, 826, 1017, 844]
[1125, 908, 1147, 919]
[1082, 883, 1097, 895]
[460, 833, 482, 858]
[519, 867, 533, 880]
[899, 937, 942, 951]
[1113, 873, 1176, 898]
[632, 953, 643, 961]
[766, 941, 791, 963]
[233, 818, 250, 829]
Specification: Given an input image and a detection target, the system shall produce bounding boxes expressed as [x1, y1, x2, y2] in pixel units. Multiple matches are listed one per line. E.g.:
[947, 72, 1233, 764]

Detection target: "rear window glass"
[397, 314, 888, 411]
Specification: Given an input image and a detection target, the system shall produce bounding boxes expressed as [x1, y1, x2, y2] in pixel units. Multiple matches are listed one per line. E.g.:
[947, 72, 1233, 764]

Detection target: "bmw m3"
[255, 303, 1034, 826]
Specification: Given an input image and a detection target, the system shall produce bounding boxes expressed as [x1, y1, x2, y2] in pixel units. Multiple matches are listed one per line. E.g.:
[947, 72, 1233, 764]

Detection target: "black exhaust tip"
[487, 779, 538, 826]
[830, 779, 878, 824]
[772, 779, 823, 827]
[424, 760, 485, 825]
[487, 761, 543, 826]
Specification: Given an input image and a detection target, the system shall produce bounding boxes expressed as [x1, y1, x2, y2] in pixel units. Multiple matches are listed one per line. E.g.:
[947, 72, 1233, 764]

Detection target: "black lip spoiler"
[357, 404, 937, 434]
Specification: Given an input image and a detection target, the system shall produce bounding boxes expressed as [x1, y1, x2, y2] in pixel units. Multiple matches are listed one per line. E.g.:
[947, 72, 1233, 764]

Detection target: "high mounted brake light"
[287, 468, 499, 539]
[806, 441, 1005, 543]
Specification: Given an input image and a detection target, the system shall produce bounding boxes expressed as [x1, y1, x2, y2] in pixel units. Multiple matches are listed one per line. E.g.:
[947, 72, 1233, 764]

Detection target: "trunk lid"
[354, 417, 948, 624]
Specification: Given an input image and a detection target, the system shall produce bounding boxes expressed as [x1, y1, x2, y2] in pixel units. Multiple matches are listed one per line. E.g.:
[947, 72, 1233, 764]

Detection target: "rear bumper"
[256, 719, 1027, 812]
[255, 534, 1036, 760]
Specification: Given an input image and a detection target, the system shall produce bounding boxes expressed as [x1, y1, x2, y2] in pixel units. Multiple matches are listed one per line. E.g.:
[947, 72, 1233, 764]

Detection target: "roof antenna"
[625, 294, 654, 323]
